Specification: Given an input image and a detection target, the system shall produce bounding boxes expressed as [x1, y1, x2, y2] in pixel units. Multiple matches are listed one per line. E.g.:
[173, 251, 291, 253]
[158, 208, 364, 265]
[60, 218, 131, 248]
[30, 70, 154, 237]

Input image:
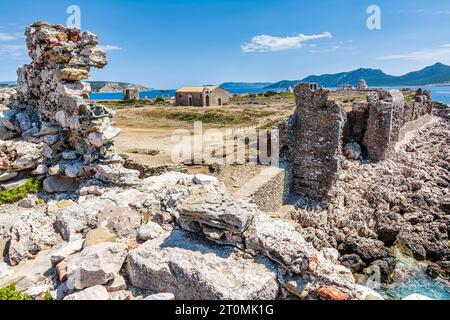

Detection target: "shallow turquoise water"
[373, 251, 450, 300]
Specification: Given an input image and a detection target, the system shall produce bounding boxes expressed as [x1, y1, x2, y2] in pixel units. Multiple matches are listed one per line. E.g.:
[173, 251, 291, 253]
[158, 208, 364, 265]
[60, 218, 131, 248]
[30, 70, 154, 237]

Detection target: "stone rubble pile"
[0, 21, 139, 194]
[0, 170, 383, 300]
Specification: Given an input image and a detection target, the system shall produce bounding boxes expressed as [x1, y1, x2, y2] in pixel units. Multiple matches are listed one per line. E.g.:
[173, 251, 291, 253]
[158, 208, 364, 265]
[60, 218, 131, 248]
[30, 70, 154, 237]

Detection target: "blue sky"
[0, 0, 450, 88]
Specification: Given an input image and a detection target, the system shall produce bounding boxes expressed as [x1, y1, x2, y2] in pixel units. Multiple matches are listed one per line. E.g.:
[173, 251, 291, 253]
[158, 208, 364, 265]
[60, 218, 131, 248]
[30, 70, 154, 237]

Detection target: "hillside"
[87, 81, 149, 93]
[265, 63, 450, 89]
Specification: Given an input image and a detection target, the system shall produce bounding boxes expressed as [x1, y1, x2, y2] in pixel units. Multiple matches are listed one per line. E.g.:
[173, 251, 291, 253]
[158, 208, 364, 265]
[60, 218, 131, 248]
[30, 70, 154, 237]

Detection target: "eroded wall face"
[363, 90, 432, 161]
[291, 84, 346, 200]
[289, 85, 433, 201]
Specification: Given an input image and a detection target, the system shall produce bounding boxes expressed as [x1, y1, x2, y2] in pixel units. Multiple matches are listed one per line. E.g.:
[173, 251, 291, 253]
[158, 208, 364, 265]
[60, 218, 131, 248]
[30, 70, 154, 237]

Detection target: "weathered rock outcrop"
[66, 242, 127, 290]
[127, 228, 280, 300]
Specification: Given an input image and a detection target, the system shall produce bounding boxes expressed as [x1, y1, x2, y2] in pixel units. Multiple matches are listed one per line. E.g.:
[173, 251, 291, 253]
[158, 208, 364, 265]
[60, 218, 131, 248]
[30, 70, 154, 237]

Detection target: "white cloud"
[99, 45, 122, 52]
[378, 44, 450, 62]
[241, 32, 332, 53]
[0, 32, 23, 41]
[0, 44, 27, 59]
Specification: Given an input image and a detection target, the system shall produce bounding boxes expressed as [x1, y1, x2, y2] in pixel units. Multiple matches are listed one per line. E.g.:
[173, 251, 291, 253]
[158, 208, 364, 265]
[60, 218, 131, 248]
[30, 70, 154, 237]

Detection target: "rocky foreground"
[1, 172, 387, 300]
[294, 115, 450, 285]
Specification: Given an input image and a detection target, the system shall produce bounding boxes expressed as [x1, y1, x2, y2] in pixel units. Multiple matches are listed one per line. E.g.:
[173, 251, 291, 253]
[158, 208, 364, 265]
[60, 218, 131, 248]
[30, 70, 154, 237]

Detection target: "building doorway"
[188, 95, 192, 106]
[218, 98, 222, 106]
[205, 95, 210, 106]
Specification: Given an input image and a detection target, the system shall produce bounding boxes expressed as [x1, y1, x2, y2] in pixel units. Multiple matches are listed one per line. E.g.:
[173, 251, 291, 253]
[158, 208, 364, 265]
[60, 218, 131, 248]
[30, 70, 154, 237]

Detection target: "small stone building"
[175, 86, 230, 107]
[124, 89, 139, 100]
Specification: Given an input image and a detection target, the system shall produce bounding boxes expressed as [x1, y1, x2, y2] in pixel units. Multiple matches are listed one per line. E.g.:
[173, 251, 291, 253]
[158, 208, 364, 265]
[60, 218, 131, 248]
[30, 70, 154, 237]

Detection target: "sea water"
[89, 85, 450, 105]
[370, 249, 450, 300]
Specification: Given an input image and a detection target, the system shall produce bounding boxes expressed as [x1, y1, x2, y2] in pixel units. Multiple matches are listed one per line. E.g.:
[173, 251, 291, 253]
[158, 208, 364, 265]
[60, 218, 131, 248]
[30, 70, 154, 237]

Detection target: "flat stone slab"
[127, 228, 279, 300]
[43, 176, 79, 193]
[179, 188, 256, 233]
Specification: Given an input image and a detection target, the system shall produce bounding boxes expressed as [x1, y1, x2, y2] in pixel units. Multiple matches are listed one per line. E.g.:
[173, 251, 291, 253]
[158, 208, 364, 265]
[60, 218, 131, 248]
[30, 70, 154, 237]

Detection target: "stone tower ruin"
[0, 21, 138, 192]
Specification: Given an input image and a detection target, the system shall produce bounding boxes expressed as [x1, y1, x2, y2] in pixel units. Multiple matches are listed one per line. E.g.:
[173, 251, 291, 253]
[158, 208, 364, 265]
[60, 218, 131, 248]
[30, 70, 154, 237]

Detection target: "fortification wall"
[289, 84, 433, 201]
[291, 84, 346, 200]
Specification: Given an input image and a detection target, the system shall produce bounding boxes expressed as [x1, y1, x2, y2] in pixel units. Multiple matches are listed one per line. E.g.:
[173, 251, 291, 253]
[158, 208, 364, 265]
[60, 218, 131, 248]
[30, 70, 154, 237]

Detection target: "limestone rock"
[244, 214, 317, 269]
[144, 293, 176, 300]
[137, 222, 164, 241]
[96, 164, 140, 186]
[84, 228, 117, 247]
[50, 239, 85, 264]
[43, 176, 79, 193]
[57, 68, 89, 81]
[0, 171, 17, 182]
[11, 141, 42, 171]
[338, 236, 389, 263]
[97, 206, 141, 238]
[127, 229, 279, 300]
[63, 285, 109, 300]
[0, 250, 53, 290]
[31, 164, 48, 175]
[179, 187, 256, 234]
[8, 209, 61, 265]
[344, 142, 362, 160]
[56, 197, 115, 241]
[105, 274, 127, 292]
[66, 242, 127, 290]
[88, 127, 121, 147]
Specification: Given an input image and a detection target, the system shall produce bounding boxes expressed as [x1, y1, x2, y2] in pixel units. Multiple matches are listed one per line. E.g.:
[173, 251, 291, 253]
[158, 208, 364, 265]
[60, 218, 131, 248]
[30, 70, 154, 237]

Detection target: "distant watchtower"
[358, 79, 369, 90]
[124, 89, 139, 100]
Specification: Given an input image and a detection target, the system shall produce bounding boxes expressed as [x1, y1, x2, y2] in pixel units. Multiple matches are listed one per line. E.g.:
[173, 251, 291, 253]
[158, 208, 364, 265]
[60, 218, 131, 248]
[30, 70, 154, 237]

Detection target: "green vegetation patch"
[99, 98, 169, 109]
[140, 108, 278, 126]
[0, 285, 33, 301]
[0, 178, 41, 205]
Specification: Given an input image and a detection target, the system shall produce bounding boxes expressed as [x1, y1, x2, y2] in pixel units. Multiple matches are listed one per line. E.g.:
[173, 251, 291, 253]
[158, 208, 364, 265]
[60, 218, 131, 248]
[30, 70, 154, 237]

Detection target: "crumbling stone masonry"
[0, 22, 138, 192]
[289, 84, 433, 201]
[362, 89, 432, 160]
[291, 83, 346, 200]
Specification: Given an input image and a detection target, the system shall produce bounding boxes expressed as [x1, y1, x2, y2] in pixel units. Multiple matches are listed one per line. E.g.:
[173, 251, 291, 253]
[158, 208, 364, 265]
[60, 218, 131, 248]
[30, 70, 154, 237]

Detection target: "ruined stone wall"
[291, 84, 346, 200]
[289, 84, 433, 201]
[362, 89, 432, 160]
[0, 22, 139, 193]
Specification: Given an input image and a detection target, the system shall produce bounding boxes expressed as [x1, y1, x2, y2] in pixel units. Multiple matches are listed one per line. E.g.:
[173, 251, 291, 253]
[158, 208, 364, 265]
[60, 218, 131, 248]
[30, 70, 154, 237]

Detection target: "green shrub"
[263, 90, 278, 97]
[0, 178, 41, 205]
[43, 291, 52, 301]
[154, 96, 165, 104]
[0, 285, 33, 301]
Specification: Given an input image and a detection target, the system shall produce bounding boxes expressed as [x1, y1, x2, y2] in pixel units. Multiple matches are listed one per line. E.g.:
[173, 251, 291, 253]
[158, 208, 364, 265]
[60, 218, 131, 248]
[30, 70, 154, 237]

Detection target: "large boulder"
[179, 187, 255, 233]
[56, 197, 115, 241]
[244, 214, 318, 269]
[43, 176, 79, 193]
[338, 235, 390, 263]
[126, 228, 279, 300]
[63, 285, 109, 300]
[8, 209, 61, 265]
[66, 242, 127, 290]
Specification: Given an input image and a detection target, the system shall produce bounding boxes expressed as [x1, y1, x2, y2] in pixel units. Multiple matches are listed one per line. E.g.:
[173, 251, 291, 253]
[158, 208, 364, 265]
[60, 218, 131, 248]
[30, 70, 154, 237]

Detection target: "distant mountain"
[265, 63, 450, 89]
[220, 82, 273, 90]
[87, 81, 148, 93]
